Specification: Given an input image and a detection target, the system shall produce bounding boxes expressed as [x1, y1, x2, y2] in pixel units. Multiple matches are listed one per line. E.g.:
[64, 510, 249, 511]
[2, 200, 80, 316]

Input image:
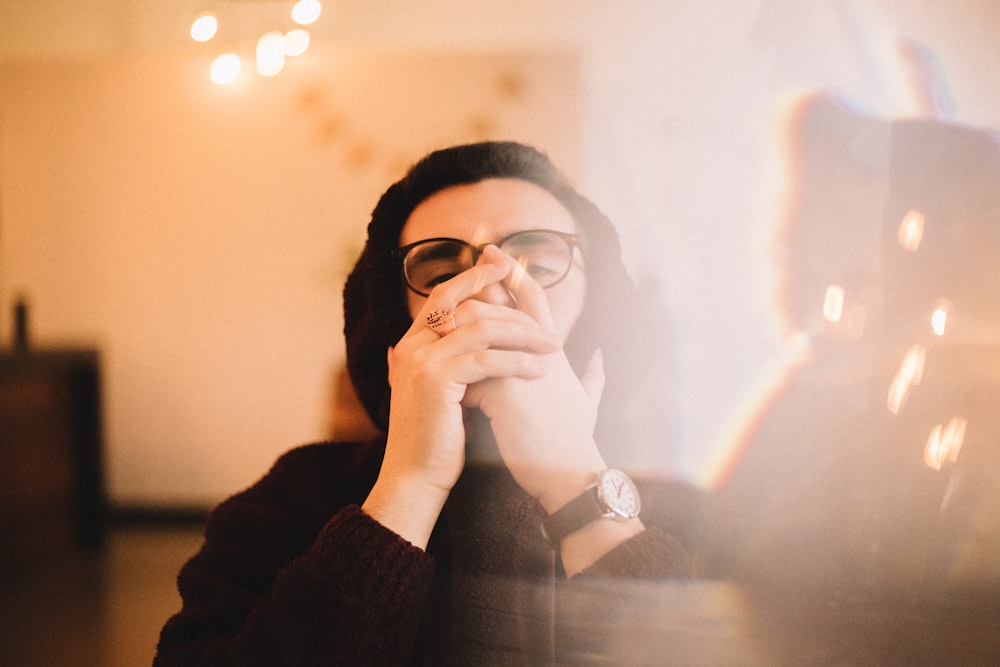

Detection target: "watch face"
[596, 469, 641, 518]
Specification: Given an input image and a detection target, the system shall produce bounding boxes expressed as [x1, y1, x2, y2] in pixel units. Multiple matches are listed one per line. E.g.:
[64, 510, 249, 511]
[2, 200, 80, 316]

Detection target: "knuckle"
[471, 348, 494, 367]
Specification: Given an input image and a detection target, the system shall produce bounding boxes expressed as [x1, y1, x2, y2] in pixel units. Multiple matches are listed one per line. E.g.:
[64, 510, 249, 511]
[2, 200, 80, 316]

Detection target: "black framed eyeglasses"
[393, 229, 582, 297]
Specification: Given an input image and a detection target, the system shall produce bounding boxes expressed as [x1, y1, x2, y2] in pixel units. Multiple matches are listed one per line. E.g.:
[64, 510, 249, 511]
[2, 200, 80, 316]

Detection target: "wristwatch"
[541, 469, 641, 544]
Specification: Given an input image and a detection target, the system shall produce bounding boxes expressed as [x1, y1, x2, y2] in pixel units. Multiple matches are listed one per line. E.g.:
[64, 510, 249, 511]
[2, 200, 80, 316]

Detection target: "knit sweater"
[155, 437, 696, 665]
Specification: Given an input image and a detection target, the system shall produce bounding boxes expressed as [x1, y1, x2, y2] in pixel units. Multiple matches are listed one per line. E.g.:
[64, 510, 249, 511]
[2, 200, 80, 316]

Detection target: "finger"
[426, 311, 562, 360]
[404, 255, 511, 337]
[425, 309, 457, 337]
[481, 245, 556, 331]
[403, 297, 556, 353]
[441, 348, 549, 387]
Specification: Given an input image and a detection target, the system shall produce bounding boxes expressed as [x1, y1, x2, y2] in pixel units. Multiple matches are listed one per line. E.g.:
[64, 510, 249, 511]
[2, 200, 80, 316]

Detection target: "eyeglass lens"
[403, 231, 574, 296]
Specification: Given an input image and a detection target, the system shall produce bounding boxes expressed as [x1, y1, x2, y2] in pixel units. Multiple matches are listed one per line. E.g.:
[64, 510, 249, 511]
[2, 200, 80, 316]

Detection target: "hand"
[362, 246, 561, 547]
[464, 252, 608, 514]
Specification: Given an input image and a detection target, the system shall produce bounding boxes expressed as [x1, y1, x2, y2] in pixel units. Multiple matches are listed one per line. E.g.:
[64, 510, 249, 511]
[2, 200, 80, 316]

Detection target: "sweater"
[155, 437, 696, 666]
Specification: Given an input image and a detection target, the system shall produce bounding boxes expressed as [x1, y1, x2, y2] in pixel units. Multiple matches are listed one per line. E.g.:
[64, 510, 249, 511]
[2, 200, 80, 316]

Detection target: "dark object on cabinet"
[0, 349, 106, 574]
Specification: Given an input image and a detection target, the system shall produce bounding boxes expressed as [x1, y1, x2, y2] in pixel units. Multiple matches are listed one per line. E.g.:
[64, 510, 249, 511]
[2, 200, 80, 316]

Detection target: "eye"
[423, 270, 460, 289]
[403, 240, 475, 294]
[503, 234, 571, 286]
[522, 261, 560, 280]
[408, 258, 463, 291]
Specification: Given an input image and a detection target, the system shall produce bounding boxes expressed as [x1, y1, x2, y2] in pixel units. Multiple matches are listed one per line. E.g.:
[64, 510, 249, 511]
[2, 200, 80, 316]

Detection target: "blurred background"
[2, 1, 1000, 664]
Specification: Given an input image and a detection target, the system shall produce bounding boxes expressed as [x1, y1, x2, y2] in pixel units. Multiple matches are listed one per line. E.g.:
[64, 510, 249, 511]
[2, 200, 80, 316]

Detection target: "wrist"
[560, 517, 645, 577]
[537, 466, 605, 515]
[361, 475, 449, 550]
[541, 468, 642, 546]
[534, 444, 606, 514]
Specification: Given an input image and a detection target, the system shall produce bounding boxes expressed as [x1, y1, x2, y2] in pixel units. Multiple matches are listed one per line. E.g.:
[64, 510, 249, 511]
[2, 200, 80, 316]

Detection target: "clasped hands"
[363, 245, 607, 549]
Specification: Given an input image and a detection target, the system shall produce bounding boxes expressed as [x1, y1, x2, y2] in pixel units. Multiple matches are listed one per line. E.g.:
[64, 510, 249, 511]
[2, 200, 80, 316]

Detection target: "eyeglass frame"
[392, 229, 583, 297]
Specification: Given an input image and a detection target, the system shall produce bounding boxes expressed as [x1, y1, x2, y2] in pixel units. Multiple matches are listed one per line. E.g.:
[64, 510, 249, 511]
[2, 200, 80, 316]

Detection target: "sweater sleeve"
[554, 482, 700, 664]
[576, 477, 701, 579]
[155, 445, 435, 666]
[577, 526, 693, 578]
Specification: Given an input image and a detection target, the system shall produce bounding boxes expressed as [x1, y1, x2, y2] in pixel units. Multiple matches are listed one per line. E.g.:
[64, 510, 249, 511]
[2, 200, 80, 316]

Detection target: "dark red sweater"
[155, 438, 695, 665]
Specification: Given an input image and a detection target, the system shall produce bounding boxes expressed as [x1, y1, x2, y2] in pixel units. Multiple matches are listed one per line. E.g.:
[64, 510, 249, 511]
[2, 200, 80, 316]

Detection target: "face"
[399, 178, 586, 342]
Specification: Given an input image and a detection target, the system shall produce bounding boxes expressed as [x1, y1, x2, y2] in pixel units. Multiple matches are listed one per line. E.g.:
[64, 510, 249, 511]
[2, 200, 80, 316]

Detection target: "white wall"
[1, 46, 583, 506]
[3, 0, 1000, 505]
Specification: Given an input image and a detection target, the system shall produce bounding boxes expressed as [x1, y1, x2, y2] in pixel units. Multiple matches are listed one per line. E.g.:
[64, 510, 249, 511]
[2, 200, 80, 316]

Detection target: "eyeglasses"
[393, 229, 582, 297]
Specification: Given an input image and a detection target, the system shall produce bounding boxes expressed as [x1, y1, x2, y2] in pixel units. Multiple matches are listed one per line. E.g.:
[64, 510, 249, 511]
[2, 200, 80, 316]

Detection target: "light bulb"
[256, 31, 286, 77]
[191, 14, 218, 42]
[292, 0, 322, 25]
[210, 53, 241, 85]
[284, 29, 310, 56]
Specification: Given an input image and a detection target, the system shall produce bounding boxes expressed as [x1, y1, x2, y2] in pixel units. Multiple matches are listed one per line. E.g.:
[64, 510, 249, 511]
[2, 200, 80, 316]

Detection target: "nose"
[467, 243, 516, 307]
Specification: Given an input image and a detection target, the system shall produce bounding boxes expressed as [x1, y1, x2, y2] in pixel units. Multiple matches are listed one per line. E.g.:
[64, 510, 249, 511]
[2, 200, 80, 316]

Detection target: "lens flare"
[931, 302, 950, 336]
[887, 344, 925, 414]
[822, 284, 845, 323]
[898, 209, 926, 251]
[924, 416, 967, 470]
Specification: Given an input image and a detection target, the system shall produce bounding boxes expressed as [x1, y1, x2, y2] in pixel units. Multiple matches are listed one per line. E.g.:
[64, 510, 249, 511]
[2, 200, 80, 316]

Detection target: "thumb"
[580, 348, 606, 411]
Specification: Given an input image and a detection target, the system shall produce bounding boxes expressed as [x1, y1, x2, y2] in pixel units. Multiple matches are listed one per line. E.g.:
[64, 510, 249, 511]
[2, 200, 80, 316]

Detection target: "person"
[155, 141, 698, 665]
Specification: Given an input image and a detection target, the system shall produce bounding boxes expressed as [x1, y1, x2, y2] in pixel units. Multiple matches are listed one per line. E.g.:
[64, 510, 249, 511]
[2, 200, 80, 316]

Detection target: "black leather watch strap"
[541, 487, 604, 544]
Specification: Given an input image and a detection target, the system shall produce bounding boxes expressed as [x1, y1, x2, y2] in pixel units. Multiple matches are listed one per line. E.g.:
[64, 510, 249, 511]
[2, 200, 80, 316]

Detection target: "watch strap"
[541, 486, 605, 544]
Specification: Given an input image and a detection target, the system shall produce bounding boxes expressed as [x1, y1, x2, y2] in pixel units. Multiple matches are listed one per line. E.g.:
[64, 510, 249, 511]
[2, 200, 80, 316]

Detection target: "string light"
[191, 14, 219, 42]
[256, 31, 286, 77]
[191, 2, 323, 84]
[292, 0, 322, 25]
[210, 53, 242, 85]
[284, 29, 310, 57]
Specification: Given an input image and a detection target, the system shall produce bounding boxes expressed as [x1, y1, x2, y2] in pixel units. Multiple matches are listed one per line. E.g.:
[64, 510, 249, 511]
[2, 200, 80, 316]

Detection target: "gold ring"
[426, 309, 457, 336]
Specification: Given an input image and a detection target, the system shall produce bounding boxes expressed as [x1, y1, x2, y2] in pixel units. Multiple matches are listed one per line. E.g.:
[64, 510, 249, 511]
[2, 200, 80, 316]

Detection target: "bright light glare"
[898, 209, 925, 252]
[887, 344, 925, 414]
[284, 29, 310, 56]
[191, 14, 218, 42]
[931, 305, 949, 336]
[292, 0, 322, 25]
[257, 31, 286, 77]
[822, 284, 845, 323]
[210, 53, 241, 85]
[924, 416, 967, 470]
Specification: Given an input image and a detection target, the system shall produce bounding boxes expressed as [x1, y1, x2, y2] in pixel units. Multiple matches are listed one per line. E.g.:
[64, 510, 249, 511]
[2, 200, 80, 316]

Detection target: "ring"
[426, 309, 457, 336]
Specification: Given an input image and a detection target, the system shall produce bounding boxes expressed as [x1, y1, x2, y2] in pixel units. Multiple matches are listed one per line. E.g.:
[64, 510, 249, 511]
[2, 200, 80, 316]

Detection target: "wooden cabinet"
[0, 350, 106, 574]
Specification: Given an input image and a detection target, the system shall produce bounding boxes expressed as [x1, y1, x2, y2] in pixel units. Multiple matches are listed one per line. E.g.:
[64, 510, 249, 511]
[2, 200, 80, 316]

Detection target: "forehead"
[399, 178, 577, 247]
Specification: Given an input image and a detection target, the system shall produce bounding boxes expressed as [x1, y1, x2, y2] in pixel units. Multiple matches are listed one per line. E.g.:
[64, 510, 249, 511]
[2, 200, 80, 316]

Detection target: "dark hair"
[343, 141, 663, 460]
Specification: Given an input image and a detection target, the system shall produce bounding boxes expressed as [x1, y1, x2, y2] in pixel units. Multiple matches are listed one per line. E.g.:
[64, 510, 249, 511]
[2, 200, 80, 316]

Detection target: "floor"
[0, 523, 204, 667]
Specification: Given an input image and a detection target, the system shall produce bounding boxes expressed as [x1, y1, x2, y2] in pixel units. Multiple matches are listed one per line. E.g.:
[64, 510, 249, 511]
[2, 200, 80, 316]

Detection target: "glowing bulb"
[256, 31, 286, 77]
[292, 0, 322, 25]
[898, 209, 925, 252]
[822, 284, 845, 324]
[191, 14, 218, 42]
[284, 29, 310, 56]
[210, 53, 241, 85]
